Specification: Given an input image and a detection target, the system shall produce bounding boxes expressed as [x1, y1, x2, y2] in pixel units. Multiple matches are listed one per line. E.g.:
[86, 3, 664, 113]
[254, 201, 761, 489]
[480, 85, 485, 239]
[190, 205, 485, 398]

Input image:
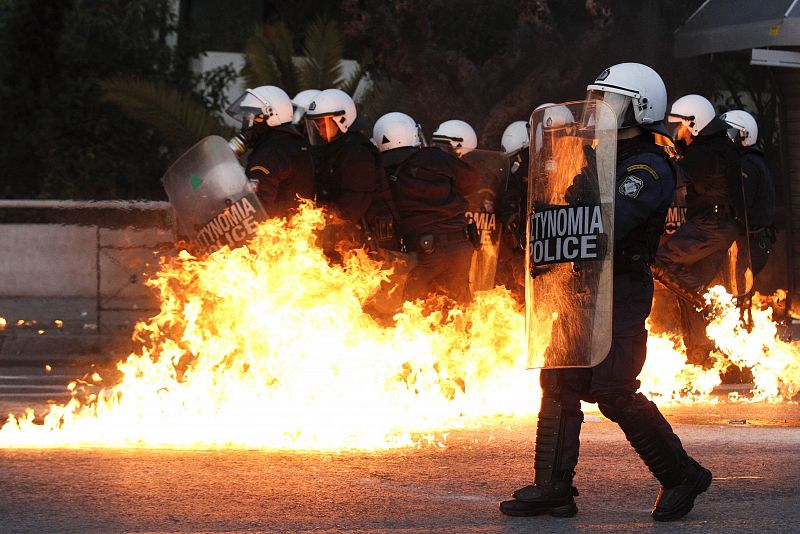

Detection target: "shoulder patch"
[619, 175, 644, 198]
[626, 163, 659, 180]
[249, 165, 270, 176]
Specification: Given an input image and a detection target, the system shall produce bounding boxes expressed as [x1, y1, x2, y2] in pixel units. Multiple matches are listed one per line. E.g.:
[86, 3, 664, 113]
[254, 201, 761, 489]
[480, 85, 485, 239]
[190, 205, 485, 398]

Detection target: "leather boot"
[652, 457, 712, 521]
[500, 397, 579, 517]
[624, 415, 711, 521]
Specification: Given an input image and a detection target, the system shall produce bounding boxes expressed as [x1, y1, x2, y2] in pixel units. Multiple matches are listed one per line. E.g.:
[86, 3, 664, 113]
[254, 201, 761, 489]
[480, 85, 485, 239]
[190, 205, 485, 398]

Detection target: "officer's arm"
[614, 163, 672, 241]
[246, 147, 288, 208]
[678, 146, 714, 186]
[337, 146, 379, 223]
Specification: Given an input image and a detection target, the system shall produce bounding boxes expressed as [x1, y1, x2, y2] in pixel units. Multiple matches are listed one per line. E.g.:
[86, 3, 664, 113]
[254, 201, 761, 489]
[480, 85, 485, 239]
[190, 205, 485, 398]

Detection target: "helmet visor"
[726, 126, 744, 144]
[430, 134, 462, 151]
[586, 90, 632, 128]
[305, 112, 345, 145]
[226, 92, 267, 122]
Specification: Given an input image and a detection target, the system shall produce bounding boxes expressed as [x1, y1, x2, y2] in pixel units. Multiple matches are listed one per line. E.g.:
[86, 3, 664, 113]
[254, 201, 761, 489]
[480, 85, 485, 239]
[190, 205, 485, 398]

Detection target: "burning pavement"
[0, 206, 799, 531]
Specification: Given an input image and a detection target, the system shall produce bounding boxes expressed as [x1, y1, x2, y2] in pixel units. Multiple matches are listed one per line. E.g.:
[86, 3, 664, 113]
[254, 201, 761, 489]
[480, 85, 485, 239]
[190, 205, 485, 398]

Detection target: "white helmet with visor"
[721, 109, 758, 147]
[586, 62, 668, 133]
[304, 89, 357, 145]
[226, 85, 293, 129]
[431, 119, 478, 156]
[372, 112, 424, 152]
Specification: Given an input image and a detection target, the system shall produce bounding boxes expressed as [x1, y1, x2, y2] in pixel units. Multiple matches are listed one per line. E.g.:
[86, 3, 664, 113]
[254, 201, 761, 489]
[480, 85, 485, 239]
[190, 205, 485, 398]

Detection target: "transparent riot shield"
[526, 101, 617, 369]
[461, 150, 511, 292]
[163, 136, 267, 255]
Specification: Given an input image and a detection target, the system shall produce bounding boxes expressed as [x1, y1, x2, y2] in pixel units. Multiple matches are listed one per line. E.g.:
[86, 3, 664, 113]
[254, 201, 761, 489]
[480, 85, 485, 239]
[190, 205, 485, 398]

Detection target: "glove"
[564, 145, 599, 204]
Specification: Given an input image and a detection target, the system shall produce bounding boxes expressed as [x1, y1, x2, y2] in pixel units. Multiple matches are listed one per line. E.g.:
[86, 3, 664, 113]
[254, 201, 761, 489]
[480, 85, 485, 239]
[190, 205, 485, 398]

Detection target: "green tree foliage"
[0, 0, 225, 199]
[101, 78, 234, 156]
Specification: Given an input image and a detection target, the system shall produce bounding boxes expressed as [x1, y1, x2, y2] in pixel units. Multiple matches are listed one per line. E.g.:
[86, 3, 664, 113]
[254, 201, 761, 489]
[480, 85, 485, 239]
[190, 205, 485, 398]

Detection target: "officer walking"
[305, 89, 398, 251]
[721, 109, 776, 276]
[372, 112, 481, 303]
[226, 85, 315, 217]
[500, 63, 711, 522]
[653, 95, 743, 365]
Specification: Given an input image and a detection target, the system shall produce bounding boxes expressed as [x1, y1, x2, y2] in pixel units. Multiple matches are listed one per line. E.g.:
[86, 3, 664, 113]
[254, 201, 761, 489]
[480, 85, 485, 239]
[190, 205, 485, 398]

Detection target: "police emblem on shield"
[526, 101, 617, 368]
[163, 136, 268, 255]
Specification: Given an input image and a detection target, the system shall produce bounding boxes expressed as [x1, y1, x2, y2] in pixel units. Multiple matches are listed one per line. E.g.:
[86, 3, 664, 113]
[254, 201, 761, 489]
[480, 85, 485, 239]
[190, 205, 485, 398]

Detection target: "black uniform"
[495, 150, 529, 299]
[245, 125, 316, 216]
[381, 146, 481, 302]
[656, 130, 742, 291]
[654, 128, 743, 365]
[314, 130, 398, 250]
[502, 133, 711, 520]
[741, 148, 776, 275]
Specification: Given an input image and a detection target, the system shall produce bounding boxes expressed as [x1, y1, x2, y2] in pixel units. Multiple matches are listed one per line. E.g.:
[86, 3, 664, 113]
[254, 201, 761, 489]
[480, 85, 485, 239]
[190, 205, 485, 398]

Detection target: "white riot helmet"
[291, 89, 321, 124]
[501, 121, 530, 156]
[372, 112, 424, 152]
[586, 63, 668, 132]
[668, 94, 718, 137]
[305, 88, 357, 145]
[532, 103, 576, 152]
[226, 85, 293, 129]
[431, 119, 478, 156]
[721, 109, 758, 147]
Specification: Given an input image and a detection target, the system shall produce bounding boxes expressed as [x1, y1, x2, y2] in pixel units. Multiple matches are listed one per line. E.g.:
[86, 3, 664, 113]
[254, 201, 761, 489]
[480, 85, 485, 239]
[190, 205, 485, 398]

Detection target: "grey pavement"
[1, 411, 799, 533]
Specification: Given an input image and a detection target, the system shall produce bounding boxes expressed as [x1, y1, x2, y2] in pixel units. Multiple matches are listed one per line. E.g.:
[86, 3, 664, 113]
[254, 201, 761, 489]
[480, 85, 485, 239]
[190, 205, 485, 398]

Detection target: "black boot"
[622, 405, 711, 522]
[652, 457, 712, 522]
[500, 480, 578, 517]
[500, 397, 580, 517]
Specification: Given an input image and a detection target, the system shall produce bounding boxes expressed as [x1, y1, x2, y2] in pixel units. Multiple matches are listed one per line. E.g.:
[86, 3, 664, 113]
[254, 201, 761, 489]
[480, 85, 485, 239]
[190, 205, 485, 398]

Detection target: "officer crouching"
[372, 112, 481, 304]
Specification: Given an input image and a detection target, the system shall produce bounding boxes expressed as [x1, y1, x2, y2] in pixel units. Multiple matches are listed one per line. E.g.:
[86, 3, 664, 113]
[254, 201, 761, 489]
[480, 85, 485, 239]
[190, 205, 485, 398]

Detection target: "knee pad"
[597, 391, 654, 425]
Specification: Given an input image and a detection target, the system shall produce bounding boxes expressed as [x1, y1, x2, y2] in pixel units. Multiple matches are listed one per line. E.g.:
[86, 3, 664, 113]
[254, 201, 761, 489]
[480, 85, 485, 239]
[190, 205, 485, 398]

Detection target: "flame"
[1, 205, 798, 450]
[0, 205, 535, 450]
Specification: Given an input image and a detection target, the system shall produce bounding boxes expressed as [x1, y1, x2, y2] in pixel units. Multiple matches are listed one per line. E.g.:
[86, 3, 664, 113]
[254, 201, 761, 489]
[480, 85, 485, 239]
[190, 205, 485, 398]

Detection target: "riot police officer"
[495, 120, 530, 298]
[653, 95, 743, 365]
[372, 112, 480, 303]
[305, 89, 398, 251]
[500, 63, 711, 522]
[226, 85, 315, 217]
[721, 109, 776, 276]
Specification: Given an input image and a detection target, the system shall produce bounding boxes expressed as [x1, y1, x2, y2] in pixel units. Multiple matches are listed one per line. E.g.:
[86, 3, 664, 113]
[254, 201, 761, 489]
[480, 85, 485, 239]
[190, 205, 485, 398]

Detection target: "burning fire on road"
[0, 205, 798, 449]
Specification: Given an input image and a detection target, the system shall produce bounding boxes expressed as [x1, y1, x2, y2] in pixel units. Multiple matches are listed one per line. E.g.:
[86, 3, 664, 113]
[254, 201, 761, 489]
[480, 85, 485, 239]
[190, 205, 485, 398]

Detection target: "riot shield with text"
[526, 101, 616, 369]
[664, 185, 687, 237]
[163, 136, 267, 255]
[461, 150, 511, 292]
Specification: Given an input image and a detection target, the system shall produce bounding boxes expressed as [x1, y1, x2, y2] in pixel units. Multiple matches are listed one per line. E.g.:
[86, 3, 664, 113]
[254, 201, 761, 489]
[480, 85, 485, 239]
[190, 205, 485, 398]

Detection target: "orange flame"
[1, 205, 798, 450]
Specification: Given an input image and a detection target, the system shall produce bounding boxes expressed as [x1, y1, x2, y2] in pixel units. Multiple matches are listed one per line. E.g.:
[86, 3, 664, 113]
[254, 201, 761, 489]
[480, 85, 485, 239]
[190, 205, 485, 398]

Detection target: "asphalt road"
[1, 407, 799, 534]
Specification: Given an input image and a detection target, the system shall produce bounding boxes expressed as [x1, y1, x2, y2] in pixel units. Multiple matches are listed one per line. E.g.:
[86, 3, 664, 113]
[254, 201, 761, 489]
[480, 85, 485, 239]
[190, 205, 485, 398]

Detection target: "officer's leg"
[431, 240, 474, 304]
[591, 331, 711, 521]
[403, 252, 439, 302]
[655, 216, 735, 294]
[500, 368, 586, 517]
[678, 298, 715, 367]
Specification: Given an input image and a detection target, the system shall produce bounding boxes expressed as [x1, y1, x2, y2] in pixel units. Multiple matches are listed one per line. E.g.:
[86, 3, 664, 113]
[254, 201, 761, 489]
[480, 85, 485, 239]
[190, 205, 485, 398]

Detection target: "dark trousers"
[539, 274, 687, 481]
[750, 228, 774, 277]
[656, 213, 739, 290]
[404, 239, 473, 303]
[657, 213, 739, 359]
